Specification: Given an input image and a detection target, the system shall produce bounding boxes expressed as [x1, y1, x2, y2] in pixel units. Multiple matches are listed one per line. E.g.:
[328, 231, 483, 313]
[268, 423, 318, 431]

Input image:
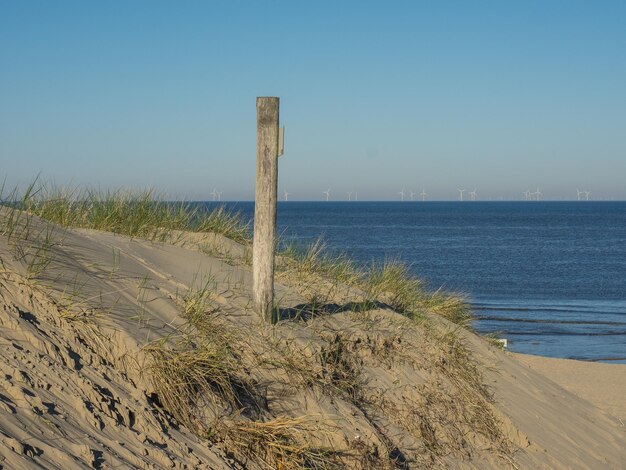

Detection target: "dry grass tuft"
[217, 416, 344, 470]
[258, 332, 367, 404]
[145, 282, 260, 432]
[363, 259, 473, 328]
[147, 283, 346, 469]
[144, 335, 243, 433]
[345, 439, 398, 470]
[432, 330, 513, 451]
[373, 327, 516, 465]
[317, 333, 366, 403]
[432, 329, 491, 400]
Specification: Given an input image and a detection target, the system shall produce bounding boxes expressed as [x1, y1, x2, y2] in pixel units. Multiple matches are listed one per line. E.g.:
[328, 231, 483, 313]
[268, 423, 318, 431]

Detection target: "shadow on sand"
[277, 300, 389, 322]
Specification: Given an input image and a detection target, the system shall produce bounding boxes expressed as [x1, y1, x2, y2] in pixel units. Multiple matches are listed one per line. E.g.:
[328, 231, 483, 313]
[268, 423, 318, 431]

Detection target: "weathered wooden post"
[253, 97, 281, 323]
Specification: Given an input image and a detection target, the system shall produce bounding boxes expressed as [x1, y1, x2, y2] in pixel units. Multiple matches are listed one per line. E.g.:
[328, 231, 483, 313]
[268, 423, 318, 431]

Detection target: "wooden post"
[253, 97, 279, 323]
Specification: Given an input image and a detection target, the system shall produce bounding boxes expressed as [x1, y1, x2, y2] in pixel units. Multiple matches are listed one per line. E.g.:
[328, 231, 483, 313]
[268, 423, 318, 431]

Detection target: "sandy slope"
[515, 353, 626, 422]
[0, 212, 624, 469]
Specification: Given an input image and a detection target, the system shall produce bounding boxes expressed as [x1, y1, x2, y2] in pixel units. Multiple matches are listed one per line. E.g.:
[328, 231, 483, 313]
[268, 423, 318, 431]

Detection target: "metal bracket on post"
[278, 126, 285, 157]
[252, 97, 281, 323]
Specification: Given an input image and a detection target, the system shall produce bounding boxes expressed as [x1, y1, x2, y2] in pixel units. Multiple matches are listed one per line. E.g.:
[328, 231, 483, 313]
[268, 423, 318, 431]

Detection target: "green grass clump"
[361, 259, 473, 327]
[279, 238, 360, 285]
[194, 205, 250, 244]
[2, 180, 250, 244]
[1, 182, 62, 279]
[276, 239, 363, 307]
[418, 289, 472, 328]
[278, 238, 474, 327]
[363, 259, 423, 314]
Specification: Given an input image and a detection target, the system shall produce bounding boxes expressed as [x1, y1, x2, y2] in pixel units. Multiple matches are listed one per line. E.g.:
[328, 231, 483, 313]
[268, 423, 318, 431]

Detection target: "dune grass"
[2, 179, 471, 328]
[1, 182, 63, 279]
[219, 417, 344, 470]
[279, 238, 361, 286]
[362, 259, 473, 327]
[145, 334, 243, 430]
[145, 280, 254, 433]
[1, 180, 250, 244]
[278, 238, 474, 328]
[146, 281, 344, 469]
[363, 259, 424, 313]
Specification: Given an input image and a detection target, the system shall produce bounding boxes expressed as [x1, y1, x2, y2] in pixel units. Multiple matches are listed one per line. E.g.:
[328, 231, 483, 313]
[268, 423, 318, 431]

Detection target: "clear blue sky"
[1, 1, 625, 200]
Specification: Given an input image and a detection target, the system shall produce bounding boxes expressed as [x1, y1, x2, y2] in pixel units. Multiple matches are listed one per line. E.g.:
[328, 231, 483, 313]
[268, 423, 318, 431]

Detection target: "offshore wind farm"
[260, 187, 607, 201]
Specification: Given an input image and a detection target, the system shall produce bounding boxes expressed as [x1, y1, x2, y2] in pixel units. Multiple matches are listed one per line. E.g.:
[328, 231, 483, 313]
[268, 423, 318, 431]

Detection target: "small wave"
[472, 305, 626, 315]
[583, 357, 626, 363]
[474, 316, 626, 326]
[498, 331, 626, 337]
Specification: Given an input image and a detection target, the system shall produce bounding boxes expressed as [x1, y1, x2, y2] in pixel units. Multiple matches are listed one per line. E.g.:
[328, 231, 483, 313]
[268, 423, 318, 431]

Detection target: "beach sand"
[1, 208, 625, 468]
[515, 353, 626, 422]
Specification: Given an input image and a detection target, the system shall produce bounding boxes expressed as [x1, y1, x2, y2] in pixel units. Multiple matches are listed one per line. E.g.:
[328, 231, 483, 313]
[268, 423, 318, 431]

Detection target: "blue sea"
[207, 201, 626, 363]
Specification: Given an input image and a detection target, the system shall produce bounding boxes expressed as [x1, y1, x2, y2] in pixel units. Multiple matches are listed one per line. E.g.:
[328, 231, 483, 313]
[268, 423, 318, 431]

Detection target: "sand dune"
[1, 209, 624, 468]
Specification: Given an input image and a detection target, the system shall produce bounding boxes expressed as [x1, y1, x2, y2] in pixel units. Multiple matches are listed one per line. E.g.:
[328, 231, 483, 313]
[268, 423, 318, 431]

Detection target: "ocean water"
[206, 201, 626, 363]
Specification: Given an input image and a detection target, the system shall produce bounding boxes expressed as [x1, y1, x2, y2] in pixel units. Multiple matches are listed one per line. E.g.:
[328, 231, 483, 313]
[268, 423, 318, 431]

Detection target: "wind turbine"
[211, 188, 218, 201]
[284, 190, 289, 201]
[584, 190, 591, 201]
[469, 188, 477, 201]
[576, 189, 583, 201]
[216, 190, 222, 201]
[523, 190, 531, 201]
[409, 190, 416, 201]
[346, 191, 352, 201]
[323, 189, 330, 201]
[398, 188, 406, 201]
[420, 189, 427, 201]
[457, 188, 465, 201]
[532, 187, 542, 201]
